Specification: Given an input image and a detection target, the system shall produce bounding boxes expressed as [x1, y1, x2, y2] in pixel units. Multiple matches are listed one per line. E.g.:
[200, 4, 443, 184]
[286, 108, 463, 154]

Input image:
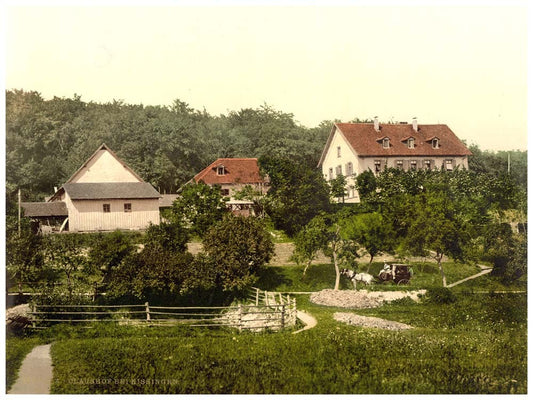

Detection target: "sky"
[2, 0, 530, 151]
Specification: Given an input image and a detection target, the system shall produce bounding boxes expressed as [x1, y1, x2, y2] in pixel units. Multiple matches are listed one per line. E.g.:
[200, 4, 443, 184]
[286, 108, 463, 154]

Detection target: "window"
[346, 162, 353, 176]
[445, 159, 453, 171]
[396, 160, 404, 170]
[337, 146, 341, 158]
[221, 189, 230, 196]
[103, 204, 110, 213]
[335, 165, 342, 177]
[410, 160, 417, 170]
[328, 168, 334, 180]
[374, 160, 381, 173]
[432, 138, 439, 149]
[217, 165, 225, 175]
[124, 203, 132, 213]
[424, 160, 432, 170]
[407, 138, 415, 149]
[383, 138, 390, 149]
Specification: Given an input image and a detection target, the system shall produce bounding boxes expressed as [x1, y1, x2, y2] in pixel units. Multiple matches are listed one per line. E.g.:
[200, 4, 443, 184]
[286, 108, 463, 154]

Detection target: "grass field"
[6, 260, 527, 394]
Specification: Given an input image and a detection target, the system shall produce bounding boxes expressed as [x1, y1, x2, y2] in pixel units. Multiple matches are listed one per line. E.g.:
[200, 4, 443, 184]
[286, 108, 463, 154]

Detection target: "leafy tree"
[291, 214, 330, 276]
[6, 219, 45, 295]
[400, 190, 470, 287]
[355, 170, 377, 201]
[169, 182, 227, 237]
[143, 221, 189, 253]
[201, 215, 274, 292]
[260, 156, 331, 236]
[341, 212, 395, 270]
[43, 235, 89, 298]
[87, 230, 137, 285]
[329, 174, 347, 202]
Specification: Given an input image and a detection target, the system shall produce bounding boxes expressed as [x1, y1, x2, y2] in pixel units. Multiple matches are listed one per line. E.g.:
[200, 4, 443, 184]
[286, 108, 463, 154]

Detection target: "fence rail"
[28, 288, 297, 331]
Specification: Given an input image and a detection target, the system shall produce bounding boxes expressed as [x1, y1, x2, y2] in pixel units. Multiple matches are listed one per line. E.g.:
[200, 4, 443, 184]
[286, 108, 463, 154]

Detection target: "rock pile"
[310, 289, 426, 309]
[333, 312, 413, 330]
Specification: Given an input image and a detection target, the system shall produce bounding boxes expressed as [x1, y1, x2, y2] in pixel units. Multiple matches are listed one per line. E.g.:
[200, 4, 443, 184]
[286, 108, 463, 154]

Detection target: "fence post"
[281, 304, 285, 329]
[292, 298, 298, 325]
[265, 291, 269, 307]
[145, 302, 150, 322]
[279, 293, 283, 305]
[238, 304, 243, 331]
[31, 304, 36, 329]
[255, 288, 259, 306]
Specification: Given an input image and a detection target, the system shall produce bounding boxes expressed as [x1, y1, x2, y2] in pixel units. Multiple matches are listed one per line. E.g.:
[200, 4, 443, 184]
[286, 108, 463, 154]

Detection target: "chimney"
[373, 116, 380, 132]
[412, 117, 418, 132]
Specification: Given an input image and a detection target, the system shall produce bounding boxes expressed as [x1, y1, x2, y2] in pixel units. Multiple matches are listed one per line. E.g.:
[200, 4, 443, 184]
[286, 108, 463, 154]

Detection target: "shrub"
[423, 287, 457, 304]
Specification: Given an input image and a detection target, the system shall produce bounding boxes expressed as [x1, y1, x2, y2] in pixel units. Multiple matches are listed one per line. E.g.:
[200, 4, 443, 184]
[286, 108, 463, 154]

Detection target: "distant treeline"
[5, 89, 527, 204]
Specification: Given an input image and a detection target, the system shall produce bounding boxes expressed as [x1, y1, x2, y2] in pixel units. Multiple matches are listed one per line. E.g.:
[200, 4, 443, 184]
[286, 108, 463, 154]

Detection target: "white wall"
[67, 198, 160, 232]
[70, 150, 141, 183]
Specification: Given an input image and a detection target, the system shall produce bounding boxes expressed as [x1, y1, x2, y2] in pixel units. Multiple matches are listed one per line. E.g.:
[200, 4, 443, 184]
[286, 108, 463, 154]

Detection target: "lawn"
[6, 260, 527, 394]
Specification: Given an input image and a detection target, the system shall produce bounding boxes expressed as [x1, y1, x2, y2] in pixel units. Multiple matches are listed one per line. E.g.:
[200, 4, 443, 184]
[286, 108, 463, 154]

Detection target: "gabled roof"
[318, 123, 472, 166]
[193, 158, 267, 185]
[21, 202, 68, 217]
[66, 143, 144, 183]
[51, 183, 160, 201]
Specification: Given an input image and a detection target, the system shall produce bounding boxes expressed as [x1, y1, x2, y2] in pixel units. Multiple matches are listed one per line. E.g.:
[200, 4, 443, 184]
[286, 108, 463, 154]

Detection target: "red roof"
[193, 158, 267, 185]
[319, 123, 472, 165]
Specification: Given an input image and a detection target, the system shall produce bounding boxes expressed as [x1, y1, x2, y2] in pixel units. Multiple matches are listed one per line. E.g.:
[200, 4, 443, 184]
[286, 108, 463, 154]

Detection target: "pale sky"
[3, 1, 530, 151]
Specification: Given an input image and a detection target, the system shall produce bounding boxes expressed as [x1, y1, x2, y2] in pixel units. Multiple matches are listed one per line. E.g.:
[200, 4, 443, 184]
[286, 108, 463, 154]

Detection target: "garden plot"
[310, 289, 426, 309]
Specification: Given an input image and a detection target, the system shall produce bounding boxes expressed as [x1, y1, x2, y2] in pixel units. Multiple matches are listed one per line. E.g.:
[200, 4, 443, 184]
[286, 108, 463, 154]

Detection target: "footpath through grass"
[6, 260, 527, 394]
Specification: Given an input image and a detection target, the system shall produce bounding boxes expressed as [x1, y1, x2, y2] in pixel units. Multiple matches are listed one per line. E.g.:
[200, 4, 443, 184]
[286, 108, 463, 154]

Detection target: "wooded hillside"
[5, 89, 526, 205]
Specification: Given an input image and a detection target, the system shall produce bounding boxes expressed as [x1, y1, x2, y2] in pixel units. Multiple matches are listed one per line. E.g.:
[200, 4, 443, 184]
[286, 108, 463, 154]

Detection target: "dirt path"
[446, 265, 493, 288]
[292, 310, 317, 334]
[8, 344, 53, 394]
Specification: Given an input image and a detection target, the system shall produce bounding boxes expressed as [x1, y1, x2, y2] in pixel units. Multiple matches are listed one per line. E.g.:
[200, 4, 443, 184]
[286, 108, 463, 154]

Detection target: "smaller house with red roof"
[318, 118, 472, 203]
[192, 158, 269, 215]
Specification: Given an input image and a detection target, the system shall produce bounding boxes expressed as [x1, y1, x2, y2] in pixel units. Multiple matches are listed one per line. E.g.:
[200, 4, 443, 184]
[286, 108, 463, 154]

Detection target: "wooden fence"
[28, 288, 297, 331]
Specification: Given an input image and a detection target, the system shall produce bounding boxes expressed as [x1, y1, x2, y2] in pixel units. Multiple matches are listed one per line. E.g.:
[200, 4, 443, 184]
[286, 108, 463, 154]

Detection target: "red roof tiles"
[333, 123, 472, 157]
[193, 158, 266, 185]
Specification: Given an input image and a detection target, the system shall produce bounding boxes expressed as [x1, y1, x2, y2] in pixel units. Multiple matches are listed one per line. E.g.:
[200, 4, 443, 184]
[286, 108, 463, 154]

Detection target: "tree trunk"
[437, 253, 447, 287]
[303, 260, 312, 276]
[333, 247, 340, 290]
[367, 254, 374, 273]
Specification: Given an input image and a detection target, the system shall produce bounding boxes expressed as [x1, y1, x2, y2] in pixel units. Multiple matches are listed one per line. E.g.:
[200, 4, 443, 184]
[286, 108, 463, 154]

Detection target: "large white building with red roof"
[318, 118, 472, 202]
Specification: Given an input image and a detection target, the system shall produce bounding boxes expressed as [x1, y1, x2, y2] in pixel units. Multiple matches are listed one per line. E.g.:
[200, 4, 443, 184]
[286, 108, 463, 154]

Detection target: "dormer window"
[432, 138, 439, 149]
[383, 138, 390, 149]
[407, 138, 415, 149]
[217, 165, 225, 175]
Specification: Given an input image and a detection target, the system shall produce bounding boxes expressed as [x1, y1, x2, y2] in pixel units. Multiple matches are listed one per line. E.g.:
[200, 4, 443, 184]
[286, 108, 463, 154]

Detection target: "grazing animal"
[341, 268, 374, 289]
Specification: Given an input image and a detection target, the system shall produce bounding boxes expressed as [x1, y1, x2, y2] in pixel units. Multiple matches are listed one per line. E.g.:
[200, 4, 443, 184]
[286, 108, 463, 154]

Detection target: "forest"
[5, 89, 527, 207]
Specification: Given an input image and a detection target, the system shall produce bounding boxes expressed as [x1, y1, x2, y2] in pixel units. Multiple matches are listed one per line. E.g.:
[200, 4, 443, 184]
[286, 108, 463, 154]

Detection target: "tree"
[6, 219, 45, 296]
[291, 214, 330, 276]
[201, 215, 274, 292]
[355, 170, 377, 201]
[143, 221, 189, 253]
[43, 235, 89, 298]
[341, 212, 395, 270]
[400, 190, 469, 287]
[88, 231, 137, 285]
[260, 156, 331, 236]
[329, 174, 347, 202]
[169, 182, 228, 237]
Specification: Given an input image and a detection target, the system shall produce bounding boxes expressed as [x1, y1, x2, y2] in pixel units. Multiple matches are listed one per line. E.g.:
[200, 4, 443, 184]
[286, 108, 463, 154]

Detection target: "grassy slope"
[7, 260, 527, 394]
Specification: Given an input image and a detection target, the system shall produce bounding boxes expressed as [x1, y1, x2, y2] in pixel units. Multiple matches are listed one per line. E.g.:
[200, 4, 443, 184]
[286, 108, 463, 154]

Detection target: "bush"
[423, 287, 457, 304]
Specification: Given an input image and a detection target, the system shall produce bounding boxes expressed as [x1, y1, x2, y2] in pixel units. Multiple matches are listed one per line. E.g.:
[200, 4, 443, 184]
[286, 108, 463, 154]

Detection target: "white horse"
[341, 268, 374, 289]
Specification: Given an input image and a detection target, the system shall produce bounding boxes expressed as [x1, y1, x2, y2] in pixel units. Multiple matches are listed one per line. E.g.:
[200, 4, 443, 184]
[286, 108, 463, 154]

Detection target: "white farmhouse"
[318, 118, 472, 202]
[23, 144, 161, 232]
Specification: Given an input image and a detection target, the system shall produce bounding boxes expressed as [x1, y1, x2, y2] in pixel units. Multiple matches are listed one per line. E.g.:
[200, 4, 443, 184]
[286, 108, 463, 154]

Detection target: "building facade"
[318, 118, 472, 202]
[24, 144, 161, 232]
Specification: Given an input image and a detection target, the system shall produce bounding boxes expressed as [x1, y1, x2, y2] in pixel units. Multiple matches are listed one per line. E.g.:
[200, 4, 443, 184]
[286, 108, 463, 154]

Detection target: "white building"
[318, 118, 472, 202]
